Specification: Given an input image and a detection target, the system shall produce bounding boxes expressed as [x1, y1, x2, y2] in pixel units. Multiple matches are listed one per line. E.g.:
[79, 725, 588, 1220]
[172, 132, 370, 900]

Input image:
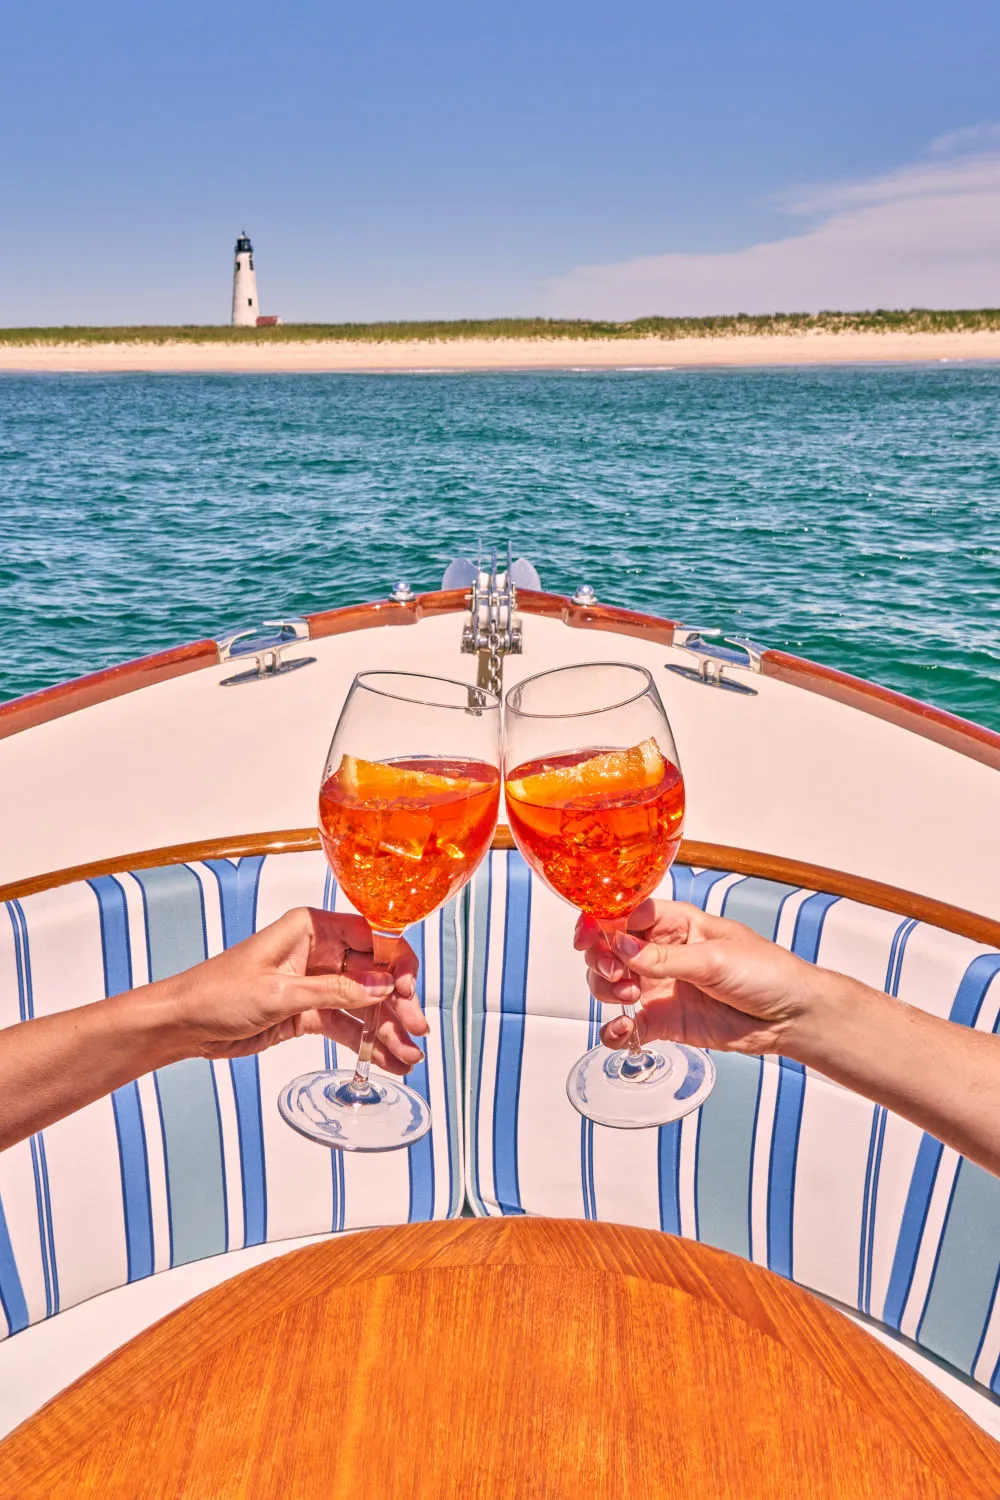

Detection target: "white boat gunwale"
[3, 587, 1000, 773]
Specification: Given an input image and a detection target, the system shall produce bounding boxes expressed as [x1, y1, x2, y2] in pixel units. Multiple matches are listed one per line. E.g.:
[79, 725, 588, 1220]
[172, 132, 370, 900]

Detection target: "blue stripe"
[721, 878, 803, 940]
[883, 1135, 944, 1329]
[88, 876, 154, 1281]
[764, 890, 841, 1279]
[468, 859, 493, 1214]
[670, 866, 733, 911]
[860, 1109, 888, 1315]
[0, 1189, 29, 1335]
[8, 903, 61, 1316]
[133, 866, 227, 1264]
[206, 858, 268, 1246]
[657, 1121, 682, 1236]
[28, 1138, 54, 1318]
[948, 953, 1000, 1028]
[766, 1060, 806, 1279]
[438, 897, 463, 1218]
[321, 869, 346, 1230]
[695, 1051, 762, 1259]
[857, 921, 914, 1308]
[882, 953, 1000, 1331]
[491, 852, 531, 1216]
[789, 892, 841, 964]
[87, 876, 133, 996]
[580, 992, 600, 1221]
[917, 1159, 1000, 1375]
[858, 919, 918, 1312]
[8, 901, 33, 1020]
[406, 923, 435, 1222]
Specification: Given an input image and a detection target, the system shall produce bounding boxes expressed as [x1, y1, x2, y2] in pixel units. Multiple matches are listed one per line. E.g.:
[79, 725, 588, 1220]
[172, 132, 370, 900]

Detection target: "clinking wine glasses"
[504, 662, 716, 1127]
[278, 671, 501, 1151]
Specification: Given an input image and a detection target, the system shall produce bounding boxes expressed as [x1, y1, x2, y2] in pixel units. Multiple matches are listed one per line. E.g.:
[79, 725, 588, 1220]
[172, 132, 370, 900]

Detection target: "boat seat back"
[465, 852, 1000, 1397]
[0, 851, 465, 1338]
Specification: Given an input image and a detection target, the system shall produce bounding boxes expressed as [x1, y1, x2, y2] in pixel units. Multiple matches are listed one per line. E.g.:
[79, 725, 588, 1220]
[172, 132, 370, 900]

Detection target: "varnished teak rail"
[2, 826, 998, 949]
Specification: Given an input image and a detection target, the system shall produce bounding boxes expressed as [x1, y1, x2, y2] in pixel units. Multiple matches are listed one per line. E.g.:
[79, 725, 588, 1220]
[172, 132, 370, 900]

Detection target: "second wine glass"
[278, 671, 501, 1151]
[504, 662, 715, 1128]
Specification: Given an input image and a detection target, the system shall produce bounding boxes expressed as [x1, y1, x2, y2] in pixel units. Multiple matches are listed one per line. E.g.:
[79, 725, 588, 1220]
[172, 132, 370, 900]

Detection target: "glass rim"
[504, 662, 656, 720]
[352, 670, 501, 712]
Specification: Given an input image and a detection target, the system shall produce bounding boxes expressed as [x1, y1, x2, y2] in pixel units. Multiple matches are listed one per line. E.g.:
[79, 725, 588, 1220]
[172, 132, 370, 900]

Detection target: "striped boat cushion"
[0, 851, 465, 1338]
[466, 853, 1000, 1393]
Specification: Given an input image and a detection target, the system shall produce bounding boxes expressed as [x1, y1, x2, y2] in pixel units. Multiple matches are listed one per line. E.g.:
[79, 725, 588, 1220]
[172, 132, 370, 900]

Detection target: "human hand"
[574, 900, 827, 1058]
[158, 907, 427, 1071]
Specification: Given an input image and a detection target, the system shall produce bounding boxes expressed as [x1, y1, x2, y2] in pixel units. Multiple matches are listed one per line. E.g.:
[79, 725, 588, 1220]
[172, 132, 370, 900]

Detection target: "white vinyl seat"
[465, 851, 1000, 1430]
[0, 852, 465, 1349]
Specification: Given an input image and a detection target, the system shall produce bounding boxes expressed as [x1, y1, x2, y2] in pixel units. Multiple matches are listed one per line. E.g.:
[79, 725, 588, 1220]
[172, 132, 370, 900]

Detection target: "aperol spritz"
[504, 663, 715, 1128]
[279, 672, 501, 1151]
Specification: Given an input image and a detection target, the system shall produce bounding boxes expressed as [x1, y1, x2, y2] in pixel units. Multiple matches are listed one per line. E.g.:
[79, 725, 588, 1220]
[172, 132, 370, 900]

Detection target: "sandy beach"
[1, 330, 999, 373]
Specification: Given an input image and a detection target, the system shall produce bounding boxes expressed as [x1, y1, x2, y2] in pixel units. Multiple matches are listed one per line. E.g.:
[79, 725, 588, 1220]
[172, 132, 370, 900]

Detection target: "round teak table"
[2, 1218, 999, 1498]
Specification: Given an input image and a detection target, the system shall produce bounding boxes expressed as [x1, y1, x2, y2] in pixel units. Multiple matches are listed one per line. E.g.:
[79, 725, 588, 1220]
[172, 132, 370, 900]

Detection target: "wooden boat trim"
[2, 588, 998, 772]
[3, 826, 998, 948]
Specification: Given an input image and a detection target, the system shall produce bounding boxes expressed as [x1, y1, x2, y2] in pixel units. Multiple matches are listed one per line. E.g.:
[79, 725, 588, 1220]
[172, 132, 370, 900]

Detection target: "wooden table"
[2, 1218, 999, 1498]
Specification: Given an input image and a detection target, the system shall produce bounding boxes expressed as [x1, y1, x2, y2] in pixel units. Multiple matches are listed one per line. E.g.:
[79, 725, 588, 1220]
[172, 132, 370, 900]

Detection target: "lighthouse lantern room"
[231, 232, 259, 327]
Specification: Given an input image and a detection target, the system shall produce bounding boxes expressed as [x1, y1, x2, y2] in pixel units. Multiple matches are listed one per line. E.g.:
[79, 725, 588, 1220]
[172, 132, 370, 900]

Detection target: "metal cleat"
[217, 618, 317, 687]
[665, 626, 762, 696]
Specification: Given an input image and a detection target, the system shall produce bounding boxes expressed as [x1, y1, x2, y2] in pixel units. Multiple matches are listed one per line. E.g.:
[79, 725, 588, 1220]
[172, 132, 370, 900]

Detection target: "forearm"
[0, 982, 185, 1152]
[788, 969, 1000, 1175]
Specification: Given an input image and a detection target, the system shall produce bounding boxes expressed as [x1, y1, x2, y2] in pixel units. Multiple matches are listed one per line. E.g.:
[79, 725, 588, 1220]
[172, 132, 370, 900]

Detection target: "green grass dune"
[2, 310, 999, 345]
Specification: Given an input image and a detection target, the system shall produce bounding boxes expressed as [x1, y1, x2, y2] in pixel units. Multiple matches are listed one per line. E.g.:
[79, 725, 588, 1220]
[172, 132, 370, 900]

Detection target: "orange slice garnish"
[506, 738, 665, 805]
[337, 754, 484, 803]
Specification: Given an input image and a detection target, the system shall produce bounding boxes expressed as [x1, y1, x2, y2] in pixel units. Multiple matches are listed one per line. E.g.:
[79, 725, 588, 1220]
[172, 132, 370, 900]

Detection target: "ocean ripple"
[1, 364, 998, 729]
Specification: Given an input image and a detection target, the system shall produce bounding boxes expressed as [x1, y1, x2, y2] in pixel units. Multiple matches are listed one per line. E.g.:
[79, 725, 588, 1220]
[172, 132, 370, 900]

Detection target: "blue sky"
[2, 0, 999, 323]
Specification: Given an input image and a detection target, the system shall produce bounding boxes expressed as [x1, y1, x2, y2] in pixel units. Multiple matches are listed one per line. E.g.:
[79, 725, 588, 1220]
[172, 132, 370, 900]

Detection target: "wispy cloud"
[930, 121, 1000, 156]
[546, 133, 1000, 318]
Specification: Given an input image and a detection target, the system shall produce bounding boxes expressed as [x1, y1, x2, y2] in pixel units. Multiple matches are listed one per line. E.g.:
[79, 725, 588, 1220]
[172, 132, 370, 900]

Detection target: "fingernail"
[595, 953, 621, 980]
[615, 934, 641, 960]
[360, 972, 393, 994]
[610, 1017, 630, 1039]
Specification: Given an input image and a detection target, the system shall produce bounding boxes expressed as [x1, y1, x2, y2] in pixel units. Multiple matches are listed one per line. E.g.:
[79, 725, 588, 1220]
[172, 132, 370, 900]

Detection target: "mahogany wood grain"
[1, 1219, 997, 1498]
[4, 827, 998, 949]
[0, 640, 219, 742]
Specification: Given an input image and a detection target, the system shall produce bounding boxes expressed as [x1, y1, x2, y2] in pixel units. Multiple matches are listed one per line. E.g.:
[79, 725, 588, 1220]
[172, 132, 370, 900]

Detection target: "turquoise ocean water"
[2, 365, 998, 727]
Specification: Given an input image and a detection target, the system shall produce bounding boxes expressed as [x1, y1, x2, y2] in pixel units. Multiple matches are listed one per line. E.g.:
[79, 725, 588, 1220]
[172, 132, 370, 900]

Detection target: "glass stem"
[599, 917, 645, 1060]
[348, 928, 400, 1095]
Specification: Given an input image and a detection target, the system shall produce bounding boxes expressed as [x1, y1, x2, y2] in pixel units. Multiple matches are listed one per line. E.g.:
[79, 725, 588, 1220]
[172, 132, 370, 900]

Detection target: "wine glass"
[504, 662, 715, 1128]
[278, 671, 501, 1151]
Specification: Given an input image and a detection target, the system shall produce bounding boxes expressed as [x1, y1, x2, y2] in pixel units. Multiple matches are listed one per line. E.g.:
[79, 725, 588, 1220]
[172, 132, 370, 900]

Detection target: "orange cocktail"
[320, 755, 501, 930]
[504, 738, 685, 920]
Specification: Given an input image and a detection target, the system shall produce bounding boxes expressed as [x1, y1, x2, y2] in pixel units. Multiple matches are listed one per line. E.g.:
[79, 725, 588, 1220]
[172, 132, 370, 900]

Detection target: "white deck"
[1, 610, 998, 914]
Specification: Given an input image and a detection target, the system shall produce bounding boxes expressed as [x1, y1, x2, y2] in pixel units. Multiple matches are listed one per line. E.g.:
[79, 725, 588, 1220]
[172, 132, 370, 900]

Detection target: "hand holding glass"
[279, 671, 501, 1150]
[504, 662, 715, 1127]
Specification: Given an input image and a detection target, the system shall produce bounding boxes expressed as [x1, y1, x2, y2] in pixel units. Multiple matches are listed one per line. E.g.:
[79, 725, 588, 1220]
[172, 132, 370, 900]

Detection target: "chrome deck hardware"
[572, 583, 597, 606]
[665, 626, 762, 696]
[390, 580, 415, 602]
[460, 545, 523, 696]
[217, 618, 317, 687]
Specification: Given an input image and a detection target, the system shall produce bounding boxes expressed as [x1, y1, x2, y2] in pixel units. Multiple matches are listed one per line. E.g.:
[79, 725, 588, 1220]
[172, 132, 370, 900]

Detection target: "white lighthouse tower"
[231, 231, 259, 326]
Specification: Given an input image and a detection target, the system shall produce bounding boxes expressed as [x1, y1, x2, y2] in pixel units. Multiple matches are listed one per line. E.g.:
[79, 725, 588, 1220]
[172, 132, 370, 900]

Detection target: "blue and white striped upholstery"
[466, 852, 1000, 1394]
[0, 852, 465, 1338]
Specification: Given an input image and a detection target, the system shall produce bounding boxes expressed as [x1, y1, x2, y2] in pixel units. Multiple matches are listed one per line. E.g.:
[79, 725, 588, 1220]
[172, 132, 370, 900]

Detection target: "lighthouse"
[231, 231, 258, 326]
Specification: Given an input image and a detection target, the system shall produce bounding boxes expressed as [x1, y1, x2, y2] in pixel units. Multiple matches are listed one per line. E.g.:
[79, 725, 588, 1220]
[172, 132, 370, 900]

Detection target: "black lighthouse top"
[235, 232, 253, 254]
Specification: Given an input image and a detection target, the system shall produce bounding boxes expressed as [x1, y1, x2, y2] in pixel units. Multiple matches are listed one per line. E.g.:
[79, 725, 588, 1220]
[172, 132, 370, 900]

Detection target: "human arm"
[577, 901, 1000, 1178]
[0, 907, 425, 1153]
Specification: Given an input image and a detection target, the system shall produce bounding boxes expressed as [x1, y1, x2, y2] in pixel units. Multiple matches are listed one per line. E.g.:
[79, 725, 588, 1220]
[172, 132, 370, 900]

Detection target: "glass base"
[566, 1042, 716, 1128]
[277, 1069, 432, 1152]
